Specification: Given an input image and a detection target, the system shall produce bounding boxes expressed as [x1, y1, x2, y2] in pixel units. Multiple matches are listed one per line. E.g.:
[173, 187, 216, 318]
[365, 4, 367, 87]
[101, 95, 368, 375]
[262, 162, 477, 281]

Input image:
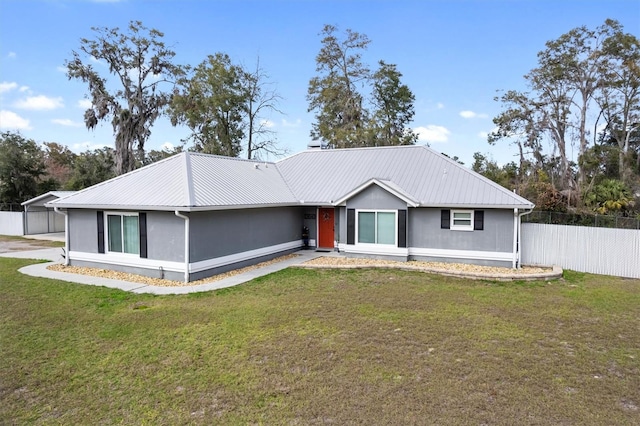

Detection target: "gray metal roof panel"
[277, 145, 533, 208]
[188, 153, 297, 207]
[52, 152, 298, 210]
[52, 146, 533, 211]
[51, 154, 190, 208]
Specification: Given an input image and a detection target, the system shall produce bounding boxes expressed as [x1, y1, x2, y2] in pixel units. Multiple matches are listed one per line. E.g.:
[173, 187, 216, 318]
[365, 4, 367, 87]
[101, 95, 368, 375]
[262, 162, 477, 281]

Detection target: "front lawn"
[1, 258, 638, 424]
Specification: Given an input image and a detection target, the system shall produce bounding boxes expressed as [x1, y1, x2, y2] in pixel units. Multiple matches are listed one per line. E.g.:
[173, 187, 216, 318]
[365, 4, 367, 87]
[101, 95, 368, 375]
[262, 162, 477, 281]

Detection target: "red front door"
[318, 208, 335, 249]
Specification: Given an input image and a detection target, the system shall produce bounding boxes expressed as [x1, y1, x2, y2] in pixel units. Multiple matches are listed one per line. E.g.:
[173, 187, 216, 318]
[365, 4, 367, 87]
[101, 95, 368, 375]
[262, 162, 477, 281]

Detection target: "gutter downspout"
[53, 207, 69, 266]
[24, 204, 28, 235]
[517, 208, 534, 268]
[175, 211, 190, 283]
[512, 208, 518, 269]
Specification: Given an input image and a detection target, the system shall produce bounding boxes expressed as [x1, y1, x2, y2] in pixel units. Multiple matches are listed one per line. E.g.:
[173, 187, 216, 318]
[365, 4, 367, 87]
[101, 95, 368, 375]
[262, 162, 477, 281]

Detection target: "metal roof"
[277, 145, 534, 208]
[22, 191, 76, 207]
[50, 152, 298, 211]
[49, 146, 533, 211]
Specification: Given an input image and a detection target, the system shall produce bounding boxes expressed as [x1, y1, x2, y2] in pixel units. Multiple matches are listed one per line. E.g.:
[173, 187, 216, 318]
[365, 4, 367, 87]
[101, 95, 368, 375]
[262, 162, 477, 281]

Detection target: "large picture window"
[107, 213, 139, 254]
[357, 210, 396, 245]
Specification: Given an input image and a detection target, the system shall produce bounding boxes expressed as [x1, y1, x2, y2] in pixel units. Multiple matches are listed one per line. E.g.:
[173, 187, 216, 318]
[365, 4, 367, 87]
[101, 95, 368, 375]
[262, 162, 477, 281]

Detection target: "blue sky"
[0, 0, 637, 166]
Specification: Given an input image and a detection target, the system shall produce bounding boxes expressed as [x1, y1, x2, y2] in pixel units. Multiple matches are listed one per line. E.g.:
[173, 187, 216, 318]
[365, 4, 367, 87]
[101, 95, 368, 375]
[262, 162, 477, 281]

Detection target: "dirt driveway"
[0, 237, 63, 253]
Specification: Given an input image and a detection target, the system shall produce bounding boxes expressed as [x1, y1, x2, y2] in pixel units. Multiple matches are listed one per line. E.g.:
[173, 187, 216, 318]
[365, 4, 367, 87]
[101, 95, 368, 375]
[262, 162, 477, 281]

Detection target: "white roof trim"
[333, 178, 420, 207]
[45, 202, 302, 212]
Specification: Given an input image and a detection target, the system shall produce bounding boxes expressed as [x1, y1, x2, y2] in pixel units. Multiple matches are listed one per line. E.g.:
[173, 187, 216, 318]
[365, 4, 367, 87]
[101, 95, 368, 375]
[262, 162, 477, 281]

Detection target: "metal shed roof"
[276, 145, 533, 208]
[22, 191, 76, 207]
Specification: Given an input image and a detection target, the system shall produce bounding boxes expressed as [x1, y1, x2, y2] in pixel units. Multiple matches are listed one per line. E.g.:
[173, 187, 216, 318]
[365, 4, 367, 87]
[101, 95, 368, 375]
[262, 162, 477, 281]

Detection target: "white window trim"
[355, 209, 397, 246]
[105, 211, 140, 256]
[451, 209, 474, 231]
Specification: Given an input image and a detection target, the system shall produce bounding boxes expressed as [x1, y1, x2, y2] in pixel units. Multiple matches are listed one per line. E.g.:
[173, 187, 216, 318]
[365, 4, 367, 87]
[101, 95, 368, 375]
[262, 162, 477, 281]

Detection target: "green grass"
[1, 258, 639, 425]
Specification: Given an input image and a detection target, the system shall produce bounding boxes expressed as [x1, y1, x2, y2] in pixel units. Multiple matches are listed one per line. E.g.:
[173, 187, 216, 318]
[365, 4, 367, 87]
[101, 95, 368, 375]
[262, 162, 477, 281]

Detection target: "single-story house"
[49, 145, 534, 282]
[21, 191, 76, 235]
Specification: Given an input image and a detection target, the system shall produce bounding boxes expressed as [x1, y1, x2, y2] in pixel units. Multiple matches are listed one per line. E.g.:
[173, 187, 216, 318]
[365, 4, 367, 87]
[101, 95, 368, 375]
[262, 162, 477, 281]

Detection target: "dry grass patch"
[1, 258, 639, 425]
[0, 235, 65, 250]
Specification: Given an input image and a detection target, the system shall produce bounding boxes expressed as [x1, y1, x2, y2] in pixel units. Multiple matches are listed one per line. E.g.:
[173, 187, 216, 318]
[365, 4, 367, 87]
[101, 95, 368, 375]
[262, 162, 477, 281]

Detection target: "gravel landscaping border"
[45, 253, 562, 288]
[297, 256, 563, 281]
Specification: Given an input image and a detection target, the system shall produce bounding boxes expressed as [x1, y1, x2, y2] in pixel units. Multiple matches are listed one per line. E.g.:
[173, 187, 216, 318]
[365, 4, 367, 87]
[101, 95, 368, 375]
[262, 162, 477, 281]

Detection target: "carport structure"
[21, 191, 75, 235]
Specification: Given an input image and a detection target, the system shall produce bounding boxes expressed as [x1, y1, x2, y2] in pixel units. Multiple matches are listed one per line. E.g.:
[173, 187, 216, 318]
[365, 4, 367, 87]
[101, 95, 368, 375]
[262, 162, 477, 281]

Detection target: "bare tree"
[243, 58, 286, 159]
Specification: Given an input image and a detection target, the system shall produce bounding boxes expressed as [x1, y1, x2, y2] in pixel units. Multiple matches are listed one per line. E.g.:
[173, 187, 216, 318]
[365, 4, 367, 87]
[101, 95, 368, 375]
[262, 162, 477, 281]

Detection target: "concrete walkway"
[23, 232, 65, 242]
[4, 248, 335, 295]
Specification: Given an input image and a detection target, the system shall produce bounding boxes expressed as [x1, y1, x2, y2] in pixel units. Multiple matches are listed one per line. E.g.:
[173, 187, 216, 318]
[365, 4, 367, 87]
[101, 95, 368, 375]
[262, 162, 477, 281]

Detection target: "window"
[451, 210, 473, 231]
[357, 210, 396, 245]
[441, 210, 484, 231]
[107, 213, 139, 254]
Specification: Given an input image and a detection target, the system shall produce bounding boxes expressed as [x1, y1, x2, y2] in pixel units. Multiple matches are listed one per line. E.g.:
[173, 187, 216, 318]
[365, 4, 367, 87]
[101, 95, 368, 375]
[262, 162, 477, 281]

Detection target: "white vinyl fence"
[522, 223, 640, 279]
[0, 212, 24, 236]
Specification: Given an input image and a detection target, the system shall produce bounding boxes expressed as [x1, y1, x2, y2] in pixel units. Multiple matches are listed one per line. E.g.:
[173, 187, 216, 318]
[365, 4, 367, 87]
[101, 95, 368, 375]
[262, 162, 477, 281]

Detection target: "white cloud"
[57, 66, 67, 73]
[436, 102, 444, 109]
[161, 142, 174, 151]
[260, 119, 275, 128]
[77, 99, 92, 109]
[0, 110, 31, 130]
[414, 125, 450, 143]
[7, 52, 16, 59]
[14, 95, 64, 110]
[52, 118, 83, 127]
[460, 110, 489, 119]
[478, 131, 489, 139]
[282, 118, 301, 128]
[19, 86, 30, 92]
[0, 81, 18, 93]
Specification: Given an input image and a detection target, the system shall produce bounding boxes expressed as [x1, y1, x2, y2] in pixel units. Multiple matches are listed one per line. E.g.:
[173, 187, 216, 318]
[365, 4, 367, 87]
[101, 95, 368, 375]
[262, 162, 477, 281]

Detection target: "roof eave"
[422, 203, 535, 209]
[47, 201, 303, 212]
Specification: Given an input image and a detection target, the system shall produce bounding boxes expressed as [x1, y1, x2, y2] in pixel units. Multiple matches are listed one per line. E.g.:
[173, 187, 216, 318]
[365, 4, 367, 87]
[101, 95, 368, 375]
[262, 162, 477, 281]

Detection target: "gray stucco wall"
[69, 209, 98, 253]
[409, 208, 514, 252]
[68, 207, 302, 282]
[147, 211, 185, 262]
[346, 185, 407, 210]
[189, 207, 304, 262]
[68, 209, 185, 261]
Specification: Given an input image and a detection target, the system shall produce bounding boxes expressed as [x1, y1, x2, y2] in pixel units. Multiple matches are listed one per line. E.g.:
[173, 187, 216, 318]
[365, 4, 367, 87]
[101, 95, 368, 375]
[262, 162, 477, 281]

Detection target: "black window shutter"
[139, 212, 148, 258]
[398, 210, 407, 248]
[97, 211, 105, 253]
[474, 210, 484, 231]
[347, 209, 355, 245]
[441, 209, 450, 229]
